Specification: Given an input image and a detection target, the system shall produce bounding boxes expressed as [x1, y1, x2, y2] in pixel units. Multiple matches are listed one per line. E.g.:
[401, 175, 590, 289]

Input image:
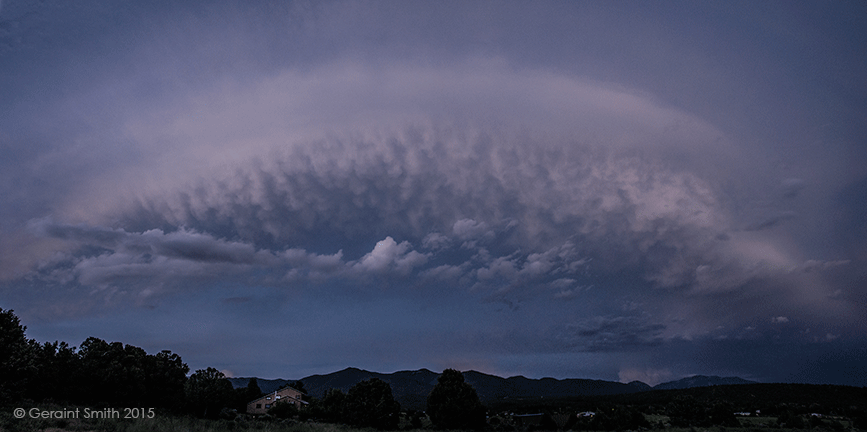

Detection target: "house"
[246, 385, 307, 415]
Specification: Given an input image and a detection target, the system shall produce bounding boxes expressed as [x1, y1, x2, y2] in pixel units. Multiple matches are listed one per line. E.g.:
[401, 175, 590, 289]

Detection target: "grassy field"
[2, 407, 860, 432]
[5, 409, 410, 432]
[3, 412, 344, 432]
[3, 416, 861, 432]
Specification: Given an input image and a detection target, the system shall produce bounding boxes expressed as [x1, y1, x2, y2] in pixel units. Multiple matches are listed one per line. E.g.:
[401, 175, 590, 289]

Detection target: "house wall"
[246, 387, 306, 414]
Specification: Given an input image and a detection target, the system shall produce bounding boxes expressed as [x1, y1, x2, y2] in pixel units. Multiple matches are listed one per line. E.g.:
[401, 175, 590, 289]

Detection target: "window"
[265, 404, 271, 408]
[266, 396, 271, 400]
[256, 404, 261, 409]
[276, 395, 281, 399]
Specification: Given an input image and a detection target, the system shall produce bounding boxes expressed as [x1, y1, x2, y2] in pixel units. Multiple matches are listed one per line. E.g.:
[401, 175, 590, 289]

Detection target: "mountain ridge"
[228, 368, 757, 410]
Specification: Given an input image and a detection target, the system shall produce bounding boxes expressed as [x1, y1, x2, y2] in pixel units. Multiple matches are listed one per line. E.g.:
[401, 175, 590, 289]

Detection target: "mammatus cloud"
[15, 76, 852, 340]
[113, 96, 740, 297]
[11, 61, 828, 309]
[2, 0, 864, 384]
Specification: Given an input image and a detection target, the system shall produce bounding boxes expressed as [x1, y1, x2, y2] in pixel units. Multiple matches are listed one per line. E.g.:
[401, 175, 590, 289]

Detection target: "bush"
[269, 401, 300, 419]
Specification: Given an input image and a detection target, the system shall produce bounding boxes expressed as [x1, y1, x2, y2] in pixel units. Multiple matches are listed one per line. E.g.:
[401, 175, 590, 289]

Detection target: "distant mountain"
[228, 370, 867, 421]
[299, 367, 442, 410]
[626, 380, 654, 392]
[232, 368, 660, 410]
[652, 375, 758, 390]
[230, 367, 441, 410]
[230, 369, 757, 410]
[462, 371, 651, 405]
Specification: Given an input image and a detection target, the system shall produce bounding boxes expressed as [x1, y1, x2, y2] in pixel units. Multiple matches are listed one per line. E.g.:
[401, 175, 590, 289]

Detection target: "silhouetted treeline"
[291, 371, 488, 430]
[489, 380, 867, 430]
[6, 307, 867, 429]
[1, 308, 256, 418]
[606, 382, 867, 426]
[296, 378, 401, 430]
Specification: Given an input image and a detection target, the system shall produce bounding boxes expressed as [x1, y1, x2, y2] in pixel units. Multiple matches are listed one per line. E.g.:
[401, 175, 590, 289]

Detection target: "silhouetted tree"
[426, 369, 487, 430]
[143, 349, 188, 410]
[185, 367, 234, 418]
[246, 377, 263, 398]
[76, 337, 150, 406]
[344, 378, 401, 430]
[310, 388, 347, 422]
[26, 340, 78, 403]
[231, 377, 264, 412]
[0, 308, 34, 404]
[1, 309, 192, 410]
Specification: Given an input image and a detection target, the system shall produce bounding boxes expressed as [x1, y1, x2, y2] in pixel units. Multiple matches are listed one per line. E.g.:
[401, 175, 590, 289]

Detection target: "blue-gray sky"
[1, 0, 865, 386]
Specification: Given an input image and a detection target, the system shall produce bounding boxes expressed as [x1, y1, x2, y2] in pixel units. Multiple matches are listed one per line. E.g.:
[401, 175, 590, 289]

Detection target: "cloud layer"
[1, 0, 865, 385]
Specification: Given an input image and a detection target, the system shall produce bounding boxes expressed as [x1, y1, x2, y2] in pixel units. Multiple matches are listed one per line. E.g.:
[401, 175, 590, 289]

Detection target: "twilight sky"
[1, 0, 866, 386]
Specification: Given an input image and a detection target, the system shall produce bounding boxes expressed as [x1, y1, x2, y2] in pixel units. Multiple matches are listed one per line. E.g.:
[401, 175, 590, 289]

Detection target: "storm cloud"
[1, 0, 865, 385]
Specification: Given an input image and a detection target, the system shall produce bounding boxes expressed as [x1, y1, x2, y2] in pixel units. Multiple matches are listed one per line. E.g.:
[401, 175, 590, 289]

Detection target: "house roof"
[247, 386, 307, 405]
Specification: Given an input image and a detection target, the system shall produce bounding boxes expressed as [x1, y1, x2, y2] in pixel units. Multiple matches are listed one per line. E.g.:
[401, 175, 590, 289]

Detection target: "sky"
[1, 0, 865, 387]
